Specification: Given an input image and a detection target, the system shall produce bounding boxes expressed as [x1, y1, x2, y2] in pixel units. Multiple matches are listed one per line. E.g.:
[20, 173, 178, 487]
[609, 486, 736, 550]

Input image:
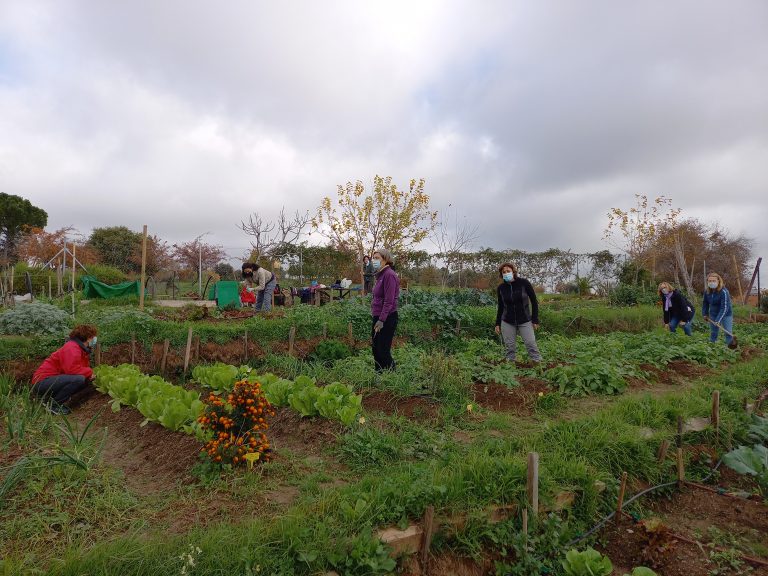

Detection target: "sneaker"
[45, 401, 71, 415]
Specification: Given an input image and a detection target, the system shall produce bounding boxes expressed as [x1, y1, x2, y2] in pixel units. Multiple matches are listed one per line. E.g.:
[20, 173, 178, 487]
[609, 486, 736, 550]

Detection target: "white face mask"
[661, 289, 669, 295]
[89, 336, 97, 347]
[708, 281, 718, 289]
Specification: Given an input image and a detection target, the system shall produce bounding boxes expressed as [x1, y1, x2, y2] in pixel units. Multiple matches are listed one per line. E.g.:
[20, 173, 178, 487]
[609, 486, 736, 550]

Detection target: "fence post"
[288, 326, 296, 356]
[616, 471, 628, 518]
[420, 505, 435, 570]
[657, 439, 670, 463]
[184, 327, 194, 374]
[527, 452, 539, 518]
[160, 339, 170, 376]
[94, 343, 101, 366]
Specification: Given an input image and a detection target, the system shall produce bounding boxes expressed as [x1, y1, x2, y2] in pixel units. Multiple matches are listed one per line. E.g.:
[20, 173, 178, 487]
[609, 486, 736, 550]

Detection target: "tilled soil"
[362, 390, 441, 421]
[599, 484, 768, 576]
[471, 376, 551, 415]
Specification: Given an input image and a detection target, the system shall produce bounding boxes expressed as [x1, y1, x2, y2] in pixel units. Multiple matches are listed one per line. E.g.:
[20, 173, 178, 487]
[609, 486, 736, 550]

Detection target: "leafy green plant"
[192, 363, 239, 392]
[315, 383, 363, 426]
[722, 444, 768, 495]
[561, 547, 613, 576]
[623, 568, 657, 576]
[0, 302, 72, 336]
[545, 357, 629, 396]
[747, 414, 768, 444]
[93, 364, 205, 432]
[311, 339, 353, 365]
[288, 384, 322, 417]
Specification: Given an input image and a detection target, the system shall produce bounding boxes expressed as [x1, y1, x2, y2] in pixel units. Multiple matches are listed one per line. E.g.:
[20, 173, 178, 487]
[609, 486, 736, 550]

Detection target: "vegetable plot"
[191, 364, 364, 426]
[261, 374, 363, 426]
[93, 364, 204, 432]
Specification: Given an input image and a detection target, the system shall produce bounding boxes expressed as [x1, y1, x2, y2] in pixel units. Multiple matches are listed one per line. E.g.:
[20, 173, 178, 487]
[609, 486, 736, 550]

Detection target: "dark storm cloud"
[0, 0, 766, 260]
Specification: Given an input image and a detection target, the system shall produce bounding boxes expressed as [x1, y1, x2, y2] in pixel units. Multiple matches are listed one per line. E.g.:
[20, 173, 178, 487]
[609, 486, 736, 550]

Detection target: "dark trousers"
[372, 312, 398, 372]
[31, 374, 87, 404]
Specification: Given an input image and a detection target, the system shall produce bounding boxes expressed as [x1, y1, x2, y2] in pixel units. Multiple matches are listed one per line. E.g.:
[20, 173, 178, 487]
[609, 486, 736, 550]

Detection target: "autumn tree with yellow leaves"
[313, 175, 438, 266]
[603, 194, 682, 285]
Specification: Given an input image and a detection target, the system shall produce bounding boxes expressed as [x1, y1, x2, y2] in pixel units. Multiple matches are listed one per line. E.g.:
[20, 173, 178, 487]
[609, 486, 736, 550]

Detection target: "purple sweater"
[371, 265, 400, 321]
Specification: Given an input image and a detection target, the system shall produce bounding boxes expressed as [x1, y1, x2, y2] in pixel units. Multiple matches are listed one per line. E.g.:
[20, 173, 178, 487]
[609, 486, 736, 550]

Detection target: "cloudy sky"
[1, 0, 766, 265]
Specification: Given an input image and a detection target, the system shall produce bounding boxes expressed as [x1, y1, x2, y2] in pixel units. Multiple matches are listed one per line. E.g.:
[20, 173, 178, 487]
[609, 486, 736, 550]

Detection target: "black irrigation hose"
[564, 480, 678, 548]
[564, 457, 725, 549]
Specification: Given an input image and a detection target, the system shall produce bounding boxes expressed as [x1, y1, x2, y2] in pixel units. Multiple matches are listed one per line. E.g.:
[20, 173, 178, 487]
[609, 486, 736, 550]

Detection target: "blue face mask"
[89, 336, 97, 348]
[372, 259, 382, 270]
[502, 272, 514, 282]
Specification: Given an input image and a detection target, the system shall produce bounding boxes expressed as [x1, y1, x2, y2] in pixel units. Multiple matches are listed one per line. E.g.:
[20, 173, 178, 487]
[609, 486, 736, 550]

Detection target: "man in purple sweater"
[370, 248, 400, 372]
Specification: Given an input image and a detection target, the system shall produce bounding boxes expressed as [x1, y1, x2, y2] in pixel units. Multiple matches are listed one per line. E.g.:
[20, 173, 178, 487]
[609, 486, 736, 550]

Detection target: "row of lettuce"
[92, 362, 364, 439]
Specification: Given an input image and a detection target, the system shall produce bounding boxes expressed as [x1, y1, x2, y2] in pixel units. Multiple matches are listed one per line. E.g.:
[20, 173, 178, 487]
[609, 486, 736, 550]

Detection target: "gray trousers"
[500, 321, 542, 362]
[255, 276, 277, 311]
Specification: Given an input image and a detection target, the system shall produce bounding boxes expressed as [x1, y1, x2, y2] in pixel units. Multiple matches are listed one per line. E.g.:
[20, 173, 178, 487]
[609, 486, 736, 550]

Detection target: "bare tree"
[239, 207, 310, 263]
[430, 205, 480, 287]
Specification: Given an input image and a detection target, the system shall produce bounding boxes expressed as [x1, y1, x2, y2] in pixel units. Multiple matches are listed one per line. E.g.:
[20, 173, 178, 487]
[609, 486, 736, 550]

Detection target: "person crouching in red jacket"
[31, 324, 98, 415]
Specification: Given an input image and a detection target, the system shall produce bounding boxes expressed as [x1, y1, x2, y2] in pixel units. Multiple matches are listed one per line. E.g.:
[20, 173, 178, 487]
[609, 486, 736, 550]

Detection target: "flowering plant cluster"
[198, 379, 275, 467]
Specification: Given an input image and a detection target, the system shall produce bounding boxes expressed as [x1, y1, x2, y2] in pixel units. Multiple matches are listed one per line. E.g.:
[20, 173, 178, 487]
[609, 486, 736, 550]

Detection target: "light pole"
[194, 231, 211, 298]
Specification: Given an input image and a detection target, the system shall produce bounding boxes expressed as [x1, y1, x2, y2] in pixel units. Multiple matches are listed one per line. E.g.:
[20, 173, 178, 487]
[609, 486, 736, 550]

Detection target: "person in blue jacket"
[702, 272, 734, 346]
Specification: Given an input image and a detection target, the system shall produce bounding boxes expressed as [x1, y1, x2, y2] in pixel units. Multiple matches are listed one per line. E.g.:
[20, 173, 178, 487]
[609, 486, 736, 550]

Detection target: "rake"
[705, 317, 739, 349]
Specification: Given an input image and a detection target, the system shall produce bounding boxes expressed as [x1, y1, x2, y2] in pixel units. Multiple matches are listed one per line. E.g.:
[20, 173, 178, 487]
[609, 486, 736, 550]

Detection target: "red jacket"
[32, 339, 93, 384]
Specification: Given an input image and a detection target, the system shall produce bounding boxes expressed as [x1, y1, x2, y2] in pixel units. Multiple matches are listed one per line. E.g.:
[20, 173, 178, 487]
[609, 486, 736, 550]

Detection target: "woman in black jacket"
[658, 282, 695, 336]
[494, 263, 542, 363]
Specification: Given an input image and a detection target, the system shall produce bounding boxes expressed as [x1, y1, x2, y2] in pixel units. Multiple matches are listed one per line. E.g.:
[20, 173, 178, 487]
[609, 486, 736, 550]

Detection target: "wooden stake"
[183, 327, 194, 373]
[616, 471, 628, 517]
[527, 452, 539, 518]
[322, 322, 327, 339]
[160, 338, 170, 375]
[348, 321, 354, 340]
[71, 244, 76, 290]
[733, 255, 744, 302]
[420, 505, 435, 569]
[288, 326, 296, 356]
[657, 439, 670, 463]
[57, 263, 62, 296]
[455, 318, 461, 335]
[676, 448, 685, 484]
[676, 415, 683, 448]
[712, 390, 720, 444]
[130, 334, 136, 364]
[94, 343, 101, 366]
[48, 276, 52, 299]
[243, 331, 248, 364]
[139, 224, 148, 310]
[194, 336, 201, 362]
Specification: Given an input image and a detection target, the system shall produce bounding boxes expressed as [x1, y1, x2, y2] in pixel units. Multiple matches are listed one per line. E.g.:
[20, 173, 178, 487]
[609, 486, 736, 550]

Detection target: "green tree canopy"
[0, 193, 48, 264]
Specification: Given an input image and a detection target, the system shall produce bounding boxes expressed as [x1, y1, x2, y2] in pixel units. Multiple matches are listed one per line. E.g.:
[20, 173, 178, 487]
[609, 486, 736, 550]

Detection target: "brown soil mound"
[70, 393, 202, 494]
[268, 407, 344, 456]
[599, 485, 768, 575]
[471, 377, 551, 415]
[362, 390, 441, 421]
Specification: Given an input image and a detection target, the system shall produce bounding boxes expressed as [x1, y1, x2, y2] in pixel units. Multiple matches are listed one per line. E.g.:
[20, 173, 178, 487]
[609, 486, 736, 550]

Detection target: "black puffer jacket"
[495, 278, 539, 326]
[661, 289, 695, 323]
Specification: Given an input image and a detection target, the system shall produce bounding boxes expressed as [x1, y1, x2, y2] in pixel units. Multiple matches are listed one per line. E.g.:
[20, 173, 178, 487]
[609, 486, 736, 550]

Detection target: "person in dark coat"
[658, 281, 695, 336]
[494, 262, 542, 363]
